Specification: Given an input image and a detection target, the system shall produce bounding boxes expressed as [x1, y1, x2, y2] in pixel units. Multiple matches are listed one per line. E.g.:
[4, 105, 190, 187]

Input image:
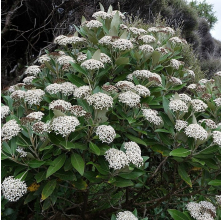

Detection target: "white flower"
[199, 201, 216, 216]
[214, 98, 221, 107]
[212, 131, 221, 146]
[187, 84, 197, 90]
[1, 176, 27, 202]
[139, 44, 154, 53]
[110, 10, 125, 19]
[214, 71, 221, 77]
[142, 109, 162, 125]
[178, 94, 191, 103]
[155, 47, 169, 55]
[128, 70, 152, 81]
[1, 106, 10, 119]
[66, 36, 86, 45]
[105, 148, 129, 170]
[100, 53, 112, 64]
[170, 59, 182, 69]
[92, 11, 110, 19]
[96, 125, 116, 143]
[168, 77, 182, 85]
[199, 79, 209, 84]
[25, 65, 41, 76]
[70, 105, 87, 117]
[98, 36, 113, 46]
[216, 195, 221, 205]
[198, 119, 217, 129]
[186, 202, 202, 219]
[16, 147, 27, 157]
[112, 39, 133, 51]
[81, 59, 104, 70]
[26, 111, 44, 121]
[160, 27, 175, 35]
[23, 76, 36, 85]
[169, 37, 187, 45]
[45, 83, 62, 94]
[77, 53, 87, 62]
[24, 89, 45, 106]
[124, 142, 143, 167]
[51, 116, 80, 137]
[116, 211, 138, 220]
[175, 120, 188, 131]
[129, 27, 147, 35]
[54, 35, 68, 45]
[87, 92, 113, 110]
[10, 90, 26, 100]
[185, 124, 208, 140]
[115, 81, 135, 91]
[134, 85, 150, 97]
[32, 122, 49, 134]
[120, 24, 128, 30]
[191, 99, 208, 112]
[186, 69, 195, 78]
[85, 20, 103, 29]
[138, 35, 156, 43]
[57, 55, 75, 65]
[74, 86, 92, 99]
[118, 91, 141, 108]
[169, 100, 188, 112]
[38, 54, 51, 63]
[1, 119, 21, 141]
[49, 100, 71, 111]
[148, 27, 160, 33]
[60, 82, 77, 96]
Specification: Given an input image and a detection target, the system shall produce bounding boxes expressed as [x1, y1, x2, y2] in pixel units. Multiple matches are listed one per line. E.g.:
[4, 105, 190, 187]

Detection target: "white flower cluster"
[199, 79, 209, 84]
[120, 24, 128, 30]
[87, 92, 113, 110]
[57, 55, 75, 65]
[54, 35, 68, 45]
[96, 125, 116, 143]
[45, 83, 61, 94]
[110, 10, 125, 19]
[92, 11, 110, 19]
[1, 176, 27, 202]
[115, 81, 135, 91]
[214, 98, 221, 107]
[155, 47, 169, 55]
[1, 106, 10, 119]
[60, 82, 77, 96]
[1, 119, 21, 141]
[77, 53, 87, 62]
[198, 119, 217, 129]
[138, 35, 156, 43]
[23, 76, 36, 85]
[10, 90, 26, 100]
[25, 65, 41, 76]
[26, 111, 44, 121]
[148, 27, 159, 33]
[168, 76, 182, 85]
[129, 27, 147, 35]
[214, 71, 221, 77]
[118, 91, 141, 108]
[70, 105, 87, 117]
[112, 39, 133, 51]
[116, 211, 138, 220]
[185, 124, 208, 140]
[169, 37, 187, 45]
[38, 54, 51, 63]
[178, 94, 191, 103]
[191, 99, 208, 112]
[104, 148, 129, 170]
[100, 53, 112, 64]
[98, 36, 113, 46]
[124, 141, 143, 167]
[51, 116, 80, 137]
[186, 201, 216, 220]
[170, 59, 182, 69]
[187, 84, 197, 90]
[160, 27, 175, 35]
[216, 195, 221, 205]
[74, 86, 91, 99]
[142, 109, 162, 125]
[54, 35, 86, 46]
[139, 44, 154, 53]
[24, 89, 45, 106]
[16, 147, 27, 157]
[212, 131, 221, 146]
[81, 59, 104, 70]
[186, 69, 195, 78]
[49, 100, 71, 111]
[169, 100, 188, 112]
[102, 85, 118, 93]
[134, 85, 150, 97]
[85, 20, 103, 29]
[175, 120, 188, 131]
[32, 121, 49, 134]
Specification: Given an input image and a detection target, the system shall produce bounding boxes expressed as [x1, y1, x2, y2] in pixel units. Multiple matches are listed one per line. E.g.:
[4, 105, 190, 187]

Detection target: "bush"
[1, 4, 221, 220]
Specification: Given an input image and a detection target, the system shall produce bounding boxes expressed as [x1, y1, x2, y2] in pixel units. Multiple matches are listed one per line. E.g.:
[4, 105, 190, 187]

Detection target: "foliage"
[1, 4, 221, 220]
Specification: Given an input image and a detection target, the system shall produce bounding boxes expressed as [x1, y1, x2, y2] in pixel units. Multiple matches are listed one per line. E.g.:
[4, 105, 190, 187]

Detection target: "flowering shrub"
[1, 4, 221, 220]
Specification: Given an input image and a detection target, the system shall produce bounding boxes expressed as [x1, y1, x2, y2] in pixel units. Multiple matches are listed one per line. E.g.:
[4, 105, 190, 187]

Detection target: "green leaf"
[54, 170, 76, 181]
[60, 141, 87, 150]
[110, 11, 120, 29]
[99, 2, 104, 11]
[92, 49, 101, 60]
[70, 62, 88, 76]
[77, 98, 92, 113]
[178, 164, 192, 187]
[48, 133, 64, 145]
[46, 154, 66, 178]
[35, 171, 46, 183]
[53, 109, 66, 117]
[198, 145, 219, 155]
[170, 148, 191, 157]
[119, 170, 144, 180]
[66, 73, 86, 87]
[71, 153, 85, 176]
[155, 129, 172, 133]
[168, 209, 189, 220]
[28, 160, 45, 168]
[152, 51, 161, 67]
[113, 177, 134, 187]
[89, 142, 100, 155]
[109, 26, 118, 36]
[208, 179, 221, 186]
[42, 198, 51, 211]
[24, 192, 37, 204]
[124, 134, 147, 146]
[115, 57, 129, 65]
[41, 179, 57, 201]
[44, 61, 56, 74]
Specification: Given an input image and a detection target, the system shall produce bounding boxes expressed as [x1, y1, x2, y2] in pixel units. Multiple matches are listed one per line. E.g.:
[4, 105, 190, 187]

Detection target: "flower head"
[98, 36, 113, 46]
[49, 100, 71, 111]
[26, 111, 44, 121]
[16, 147, 27, 157]
[85, 20, 103, 29]
[169, 100, 188, 112]
[70, 105, 87, 117]
[23, 76, 36, 85]
[1, 120, 21, 141]
[1, 106, 10, 119]
[74, 86, 91, 99]
[134, 85, 150, 97]
[32, 122, 49, 134]
[138, 35, 156, 43]
[60, 82, 77, 96]
[116, 211, 138, 220]
[168, 77, 182, 85]
[1, 176, 27, 202]
[191, 99, 208, 112]
[212, 131, 221, 146]
[139, 44, 154, 53]
[170, 59, 182, 69]
[142, 109, 162, 125]
[25, 65, 41, 76]
[96, 125, 116, 143]
[112, 39, 133, 51]
[81, 59, 104, 70]
[24, 89, 45, 106]
[129, 27, 147, 35]
[115, 81, 135, 91]
[38, 54, 51, 63]
[92, 11, 110, 19]
[100, 53, 112, 64]
[57, 55, 75, 65]
[214, 98, 221, 107]
[45, 83, 62, 94]
[199, 119, 217, 129]
[178, 94, 191, 103]
[118, 91, 141, 108]
[185, 124, 208, 140]
[175, 120, 188, 131]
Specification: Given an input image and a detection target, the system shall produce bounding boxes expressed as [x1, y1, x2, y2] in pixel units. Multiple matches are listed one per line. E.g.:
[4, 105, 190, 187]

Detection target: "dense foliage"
[1, 4, 221, 220]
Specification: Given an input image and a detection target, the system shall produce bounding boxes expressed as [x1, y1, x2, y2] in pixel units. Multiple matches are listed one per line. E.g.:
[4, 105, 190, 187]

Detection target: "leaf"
[41, 179, 57, 201]
[208, 179, 221, 186]
[71, 153, 85, 176]
[119, 170, 144, 180]
[70, 62, 88, 76]
[89, 142, 100, 155]
[42, 198, 51, 211]
[77, 98, 93, 113]
[44, 61, 56, 73]
[46, 154, 66, 178]
[170, 148, 191, 157]
[35, 171, 46, 183]
[168, 209, 189, 220]
[72, 179, 88, 190]
[54, 170, 76, 181]
[99, 2, 104, 11]
[124, 134, 147, 146]
[66, 73, 86, 87]
[92, 49, 101, 60]
[109, 26, 118, 36]
[197, 145, 219, 155]
[155, 129, 172, 133]
[113, 177, 134, 187]
[28, 160, 45, 168]
[115, 57, 129, 65]
[111, 11, 120, 29]
[152, 51, 161, 67]
[24, 192, 37, 205]
[178, 164, 192, 187]
[53, 109, 66, 117]
[48, 133, 64, 145]
[60, 141, 87, 150]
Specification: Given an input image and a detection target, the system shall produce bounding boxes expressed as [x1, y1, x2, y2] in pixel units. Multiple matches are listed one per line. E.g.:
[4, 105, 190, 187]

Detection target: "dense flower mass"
[24, 89, 45, 106]
[25, 65, 41, 76]
[100, 53, 112, 64]
[51, 116, 80, 137]
[212, 131, 221, 146]
[116, 211, 138, 220]
[1, 176, 27, 202]
[142, 109, 162, 125]
[74, 86, 91, 99]
[60, 82, 77, 96]
[169, 100, 188, 112]
[175, 120, 188, 131]
[1, 106, 10, 119]
[32, 122, 49, 134]
[87, 92, 113, 110]
[1, 120, 21, 141]
[214, 98, 221, 107]
[96, 125, 116, 143]
[26, 111, 44, 121]
[70, 105, 87, 117]
[23, 76, 36, 85]
[185, 124, 208, 140]
[38, 54, 51, 63]
[115, 81, 135, 91]
[45, 83, 62, 94]
[57, 55, 75, 65]
[178, 94, 191, 103]
[49, 100, 71, 111]
[198, 119, 217, 129]
[92, 11, 110, 19]
[170, 59, 182, 69]
[168, 77, 182, 85]
[85, 20, 103, 29]
[10, 90, 26, 100]
[191, 99, 208, 112]
[118, 91, 140, 107]
[98, 36, 113, 46]
[112, 39, 133, 51]
[134, 85, 150, 97]
[139, 44, 154, 53]
[81, 59, 104, 70]
[104, 148, 129, 170]
[138, 35, 156, 43]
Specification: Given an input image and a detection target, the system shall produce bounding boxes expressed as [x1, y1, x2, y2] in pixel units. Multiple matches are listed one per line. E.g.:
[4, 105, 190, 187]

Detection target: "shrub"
[1, 4, 221, 220]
